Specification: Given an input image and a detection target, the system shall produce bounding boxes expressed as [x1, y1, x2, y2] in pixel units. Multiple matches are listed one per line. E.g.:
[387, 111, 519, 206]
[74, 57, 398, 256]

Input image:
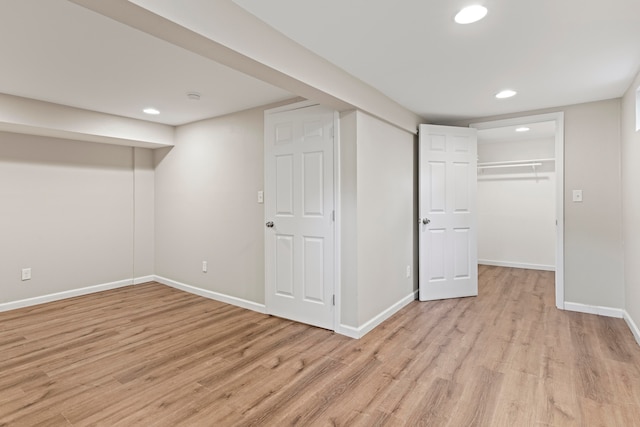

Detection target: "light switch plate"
[572, 190, 583, 202]
[257, 190, 264, 204]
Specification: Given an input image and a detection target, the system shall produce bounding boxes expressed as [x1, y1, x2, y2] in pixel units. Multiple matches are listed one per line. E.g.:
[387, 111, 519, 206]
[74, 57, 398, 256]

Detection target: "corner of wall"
[624, 310, 640, 347]
[621, 68, 640, 341]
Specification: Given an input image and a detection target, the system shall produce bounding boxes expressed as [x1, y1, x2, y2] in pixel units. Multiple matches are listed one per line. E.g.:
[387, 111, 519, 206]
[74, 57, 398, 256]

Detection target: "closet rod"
[477, 158, 555, 167]
[478, 162, 542, 170]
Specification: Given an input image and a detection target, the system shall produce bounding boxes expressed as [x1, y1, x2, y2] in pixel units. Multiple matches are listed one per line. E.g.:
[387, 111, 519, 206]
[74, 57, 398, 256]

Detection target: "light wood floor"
[1, 266, 640, 426]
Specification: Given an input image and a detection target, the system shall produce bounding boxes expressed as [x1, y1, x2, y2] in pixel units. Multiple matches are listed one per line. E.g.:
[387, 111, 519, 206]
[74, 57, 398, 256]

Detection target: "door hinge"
[332, 294, 335, 306]
[331, 210, 335, 221]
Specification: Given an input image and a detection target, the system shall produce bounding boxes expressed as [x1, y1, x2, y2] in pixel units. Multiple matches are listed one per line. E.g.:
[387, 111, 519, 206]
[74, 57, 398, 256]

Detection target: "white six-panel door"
[264, 104, 334, 329]
[419, 124, 478, 301]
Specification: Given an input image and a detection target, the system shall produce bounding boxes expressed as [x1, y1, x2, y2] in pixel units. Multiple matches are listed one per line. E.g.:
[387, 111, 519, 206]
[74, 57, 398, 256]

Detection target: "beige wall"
[448, 98, 625, 309]
[154, 106, 267, 304]
[563, 99, 624, 307]
[356, 112, 417, 325]
[339, 111, 359, 326]
[0, 132, 142, 305]
[622, 71, 640, 328]
[134, 147, 155, 278]
[339, 110, 417, 328]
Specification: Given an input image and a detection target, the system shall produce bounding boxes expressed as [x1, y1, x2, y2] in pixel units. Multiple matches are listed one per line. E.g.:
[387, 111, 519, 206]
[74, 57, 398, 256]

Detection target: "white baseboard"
[479, 259, 555, 271]
[564, 302, 624, 318]
[623, 310, 640, 347]
[0, 279, 133, 313]
[133, 275, 155, 285]
[154, 276, 266, 314]
[335, 290, 418, 339]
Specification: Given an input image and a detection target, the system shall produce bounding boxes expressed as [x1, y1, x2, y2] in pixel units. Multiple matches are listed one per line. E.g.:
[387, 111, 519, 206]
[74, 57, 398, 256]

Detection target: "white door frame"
[263, 100, 341, 331]
[470, 112, 565, 309]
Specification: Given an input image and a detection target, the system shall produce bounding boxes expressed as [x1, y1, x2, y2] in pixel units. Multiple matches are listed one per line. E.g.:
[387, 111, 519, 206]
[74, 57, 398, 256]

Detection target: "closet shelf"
[477, 158, 555, 170]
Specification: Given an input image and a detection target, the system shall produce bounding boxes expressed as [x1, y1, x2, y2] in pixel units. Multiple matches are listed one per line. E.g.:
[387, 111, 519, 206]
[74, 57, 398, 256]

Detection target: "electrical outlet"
[406, 265, 411, 278]
[257, 190, 264, 204]
[202, 261, 208, 273]
[21, 268, 31, 281]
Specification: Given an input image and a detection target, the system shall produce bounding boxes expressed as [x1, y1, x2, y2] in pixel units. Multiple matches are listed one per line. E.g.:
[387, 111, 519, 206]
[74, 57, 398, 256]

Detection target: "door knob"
[266, 221, 274, 228]
[420, 218, 430, 225]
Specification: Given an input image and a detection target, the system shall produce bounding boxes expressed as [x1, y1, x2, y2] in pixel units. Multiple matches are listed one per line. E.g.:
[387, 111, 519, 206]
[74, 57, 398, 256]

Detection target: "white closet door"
[419, 124, 478, 301]
[264, 104, 335, 329]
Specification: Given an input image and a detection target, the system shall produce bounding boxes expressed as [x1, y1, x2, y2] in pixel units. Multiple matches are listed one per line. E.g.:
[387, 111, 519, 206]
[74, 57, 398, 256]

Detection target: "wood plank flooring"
[1, 265, 640, 426]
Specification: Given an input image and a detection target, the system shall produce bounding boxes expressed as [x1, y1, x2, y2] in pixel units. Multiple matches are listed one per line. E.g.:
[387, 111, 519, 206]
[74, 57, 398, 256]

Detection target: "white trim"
[623, 310, 640, 346]
[0, 279, 133, 313]
[333, 110, 342, 332]
[334, 324, 361, 339]
[133, 275, 155, 285]
[555, 113, 565, 309]
[470, 112, 565, 309]
[564, 302, 624, 318]
[479, 260, 555, 271]
[154, 276, 267, 314]
[335, 290, 418, 339]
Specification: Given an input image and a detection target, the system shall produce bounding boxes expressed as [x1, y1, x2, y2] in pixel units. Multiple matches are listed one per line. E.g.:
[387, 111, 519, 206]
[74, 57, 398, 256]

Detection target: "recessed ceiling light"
[516, 127, 530, 132]
[455, 5, 488, 24]
[495, 89, 517, 99]
[143, 108, 160, 115]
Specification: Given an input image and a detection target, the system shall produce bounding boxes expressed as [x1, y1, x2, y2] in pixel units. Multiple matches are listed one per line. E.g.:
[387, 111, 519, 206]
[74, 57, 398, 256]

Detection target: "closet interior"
[476, 121, 557, 271]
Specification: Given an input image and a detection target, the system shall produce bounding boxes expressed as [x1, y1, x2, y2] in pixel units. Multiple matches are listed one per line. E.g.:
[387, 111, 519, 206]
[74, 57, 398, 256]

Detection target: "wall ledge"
[0, 93, 174, 148]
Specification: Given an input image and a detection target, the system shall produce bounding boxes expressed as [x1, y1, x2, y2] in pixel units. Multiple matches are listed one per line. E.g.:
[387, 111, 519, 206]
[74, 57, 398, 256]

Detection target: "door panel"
[302, 151, 324, 216]
[275, 235, 294, 297]
[453, 163, 470, 211]
[453, 228, 471, 278]
[265, 104, 334, 329]
[429, 162, 446, 211]
[275, 155, 294, 215]
[302, 236, 324, 302]
[428, 229, 446, 281]
[419, 124, 478, 301]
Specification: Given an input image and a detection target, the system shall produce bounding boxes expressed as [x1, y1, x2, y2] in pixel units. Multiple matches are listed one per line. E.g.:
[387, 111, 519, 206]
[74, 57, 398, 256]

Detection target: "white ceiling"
[477, 121, 556, 144]
[1, 0, 639, 127]
[232, 0, 640, 122]
[0, 0, 293, 126]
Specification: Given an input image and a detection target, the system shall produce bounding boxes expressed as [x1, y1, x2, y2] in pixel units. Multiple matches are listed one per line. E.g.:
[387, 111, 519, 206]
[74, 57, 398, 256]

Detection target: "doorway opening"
[471, 113, 565, 309]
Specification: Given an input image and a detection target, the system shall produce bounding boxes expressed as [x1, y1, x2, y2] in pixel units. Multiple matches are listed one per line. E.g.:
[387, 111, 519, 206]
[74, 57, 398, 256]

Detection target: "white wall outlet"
[21, 268, 31, 281]
[572, 189, 583, 202]
[257, 190, 264, 204]
[406, 265, 411, 278]
[202, 261, 208, 273]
